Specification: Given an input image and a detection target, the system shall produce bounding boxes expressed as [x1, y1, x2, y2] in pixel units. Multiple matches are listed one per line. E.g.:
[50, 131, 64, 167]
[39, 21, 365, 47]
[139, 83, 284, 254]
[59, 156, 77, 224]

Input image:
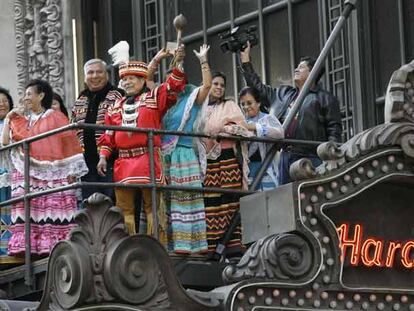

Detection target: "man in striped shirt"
[71, 59, 123, 199]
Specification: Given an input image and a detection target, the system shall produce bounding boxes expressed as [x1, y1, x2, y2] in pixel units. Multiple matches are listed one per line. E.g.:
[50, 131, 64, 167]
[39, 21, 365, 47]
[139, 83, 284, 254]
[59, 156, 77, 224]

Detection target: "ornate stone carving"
[222, 233, 314, 283]
[37, 193, 219, 311]
[315, 122, 414, 175]
[385, 59, 414, 123]
[15, 0, 65, 98]
[289, 158, 317, 181]
[14, 0, 27, 99]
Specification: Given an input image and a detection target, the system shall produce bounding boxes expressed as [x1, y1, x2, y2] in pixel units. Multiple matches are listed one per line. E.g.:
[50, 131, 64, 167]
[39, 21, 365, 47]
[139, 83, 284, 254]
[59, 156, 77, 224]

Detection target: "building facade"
[1, 0, 413, 140]
[72, 0, 414, 142]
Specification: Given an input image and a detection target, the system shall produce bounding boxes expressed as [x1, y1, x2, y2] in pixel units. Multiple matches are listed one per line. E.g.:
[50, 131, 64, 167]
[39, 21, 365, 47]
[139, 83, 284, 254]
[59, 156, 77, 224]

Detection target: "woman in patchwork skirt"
[194, 72, 250, 258]
[161, 44, 211, 254]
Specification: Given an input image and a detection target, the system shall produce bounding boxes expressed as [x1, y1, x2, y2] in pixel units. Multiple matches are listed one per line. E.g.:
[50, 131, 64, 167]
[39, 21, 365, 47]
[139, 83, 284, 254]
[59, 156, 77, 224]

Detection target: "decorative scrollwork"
[385, 59, 414, 123]
[223, 233, 314, 283]
[400, 133, 414, 158]
[14, 0, 28, 98]
[104, 236, 160, 304]
[316, 122, 414, 175]
[317, 140, 344, 162]
[72, 193, 128, 249]
[37, 193, 218, 311]
[289, 158, 317, 181]
[38, 193, 127, 310]
[49, 241, 92, 309]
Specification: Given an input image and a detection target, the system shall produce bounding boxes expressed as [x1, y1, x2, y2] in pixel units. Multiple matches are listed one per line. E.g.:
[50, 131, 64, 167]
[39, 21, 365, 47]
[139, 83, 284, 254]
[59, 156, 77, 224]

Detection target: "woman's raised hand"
[193, 44, 210, 63]
[153, 47, 174, 63]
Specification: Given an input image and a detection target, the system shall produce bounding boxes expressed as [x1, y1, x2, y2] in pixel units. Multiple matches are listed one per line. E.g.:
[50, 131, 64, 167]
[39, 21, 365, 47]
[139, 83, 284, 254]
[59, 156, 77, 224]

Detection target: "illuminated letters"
[401, 241, 414, 268]
[337, 224, 362, 266]
[337, 224, 414, 269]
[360, 239, 383, 267]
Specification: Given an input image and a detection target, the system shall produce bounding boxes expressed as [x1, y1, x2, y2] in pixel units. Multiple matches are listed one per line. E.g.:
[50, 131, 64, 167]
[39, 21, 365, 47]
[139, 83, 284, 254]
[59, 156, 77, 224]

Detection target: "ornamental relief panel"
[14, 0, 64, 99]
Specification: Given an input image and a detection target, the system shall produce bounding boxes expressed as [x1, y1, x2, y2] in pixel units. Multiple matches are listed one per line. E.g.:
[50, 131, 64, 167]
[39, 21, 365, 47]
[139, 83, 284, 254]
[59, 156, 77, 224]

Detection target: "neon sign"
[337, 224, 414, 269]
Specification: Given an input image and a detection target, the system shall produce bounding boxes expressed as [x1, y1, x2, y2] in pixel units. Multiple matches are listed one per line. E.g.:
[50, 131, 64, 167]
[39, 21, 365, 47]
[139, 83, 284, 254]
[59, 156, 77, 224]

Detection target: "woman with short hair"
[239, 86, 284, 190]
[2, 79, 88, 256]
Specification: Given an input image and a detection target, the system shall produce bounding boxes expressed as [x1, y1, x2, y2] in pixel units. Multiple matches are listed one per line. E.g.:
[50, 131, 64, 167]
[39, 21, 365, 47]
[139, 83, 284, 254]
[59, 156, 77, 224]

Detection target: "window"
[293, 0, 320, 64]
[206, 0, 229, 27]
[235, 0, 257, 17]
[264, 10, 292, 88]
[112, 0, 134, 54]
[370, 0, 401, 97]
[164, 0, 178, 42]
[177, 0, 203, 35]
[403, 0, 414, 61]
[184, 39, 204, 85]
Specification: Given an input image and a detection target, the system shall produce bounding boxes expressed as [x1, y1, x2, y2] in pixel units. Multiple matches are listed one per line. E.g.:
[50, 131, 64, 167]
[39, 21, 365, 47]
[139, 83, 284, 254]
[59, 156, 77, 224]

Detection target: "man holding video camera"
[239, 42, 342, 185]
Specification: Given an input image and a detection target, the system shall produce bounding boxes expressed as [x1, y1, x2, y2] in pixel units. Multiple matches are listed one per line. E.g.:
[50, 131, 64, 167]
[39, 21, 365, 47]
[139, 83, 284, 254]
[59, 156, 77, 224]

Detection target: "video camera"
[219, 25, 258, 53]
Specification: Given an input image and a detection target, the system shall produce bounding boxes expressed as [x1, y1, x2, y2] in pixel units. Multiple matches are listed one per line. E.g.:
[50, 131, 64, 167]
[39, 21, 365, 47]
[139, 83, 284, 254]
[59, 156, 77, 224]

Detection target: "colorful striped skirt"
[203, 148, 243, 255]
[8, 169, 77, 256]
[164, 146, 207, 254]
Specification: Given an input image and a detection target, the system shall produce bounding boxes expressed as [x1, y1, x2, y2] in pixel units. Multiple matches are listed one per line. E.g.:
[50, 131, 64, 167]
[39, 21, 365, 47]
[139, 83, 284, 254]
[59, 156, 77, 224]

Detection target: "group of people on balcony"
[0, 40, 342, 264]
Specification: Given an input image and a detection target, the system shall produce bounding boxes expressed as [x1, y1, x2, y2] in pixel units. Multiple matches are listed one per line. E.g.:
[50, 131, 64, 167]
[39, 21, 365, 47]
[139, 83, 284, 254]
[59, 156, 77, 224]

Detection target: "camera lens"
[220, 42, 230, 53]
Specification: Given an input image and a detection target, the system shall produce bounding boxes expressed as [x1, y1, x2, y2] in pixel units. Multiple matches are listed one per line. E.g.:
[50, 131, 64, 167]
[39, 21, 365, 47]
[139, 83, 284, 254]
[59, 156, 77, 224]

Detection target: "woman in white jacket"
[239, 87, 284, 190]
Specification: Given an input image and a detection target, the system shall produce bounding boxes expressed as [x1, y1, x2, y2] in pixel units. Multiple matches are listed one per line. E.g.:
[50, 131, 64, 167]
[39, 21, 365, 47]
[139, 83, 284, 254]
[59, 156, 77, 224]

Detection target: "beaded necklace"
[121, 95, 142, 128]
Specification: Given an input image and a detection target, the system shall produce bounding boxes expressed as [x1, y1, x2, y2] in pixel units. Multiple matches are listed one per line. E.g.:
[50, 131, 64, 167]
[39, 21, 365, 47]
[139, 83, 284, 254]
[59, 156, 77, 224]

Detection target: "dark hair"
[52, 93, 69, 117]
[0, 87, 14, 110]
[300, 56, 325, 84]
[211, 71, 227, 86]
[211, 71, 227, 101]
[239, 86, 261, 103]
[238, 86, 269, 113]
[26, 79, 53, 110]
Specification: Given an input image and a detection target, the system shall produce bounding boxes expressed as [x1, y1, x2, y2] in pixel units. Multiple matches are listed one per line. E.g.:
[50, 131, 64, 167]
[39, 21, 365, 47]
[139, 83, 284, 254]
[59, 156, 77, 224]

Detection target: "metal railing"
[0, 122, 322, 288]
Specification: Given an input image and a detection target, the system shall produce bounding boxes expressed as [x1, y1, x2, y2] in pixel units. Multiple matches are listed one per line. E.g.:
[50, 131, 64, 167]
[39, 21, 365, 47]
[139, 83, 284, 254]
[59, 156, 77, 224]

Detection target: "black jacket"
[241, 62, 342, 155]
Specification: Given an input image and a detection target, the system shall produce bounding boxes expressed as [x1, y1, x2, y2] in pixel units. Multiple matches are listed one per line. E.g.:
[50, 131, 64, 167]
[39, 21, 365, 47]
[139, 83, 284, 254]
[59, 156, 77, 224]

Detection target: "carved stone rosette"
[36, 193, 220, 311]
[14, 0, 65, 98]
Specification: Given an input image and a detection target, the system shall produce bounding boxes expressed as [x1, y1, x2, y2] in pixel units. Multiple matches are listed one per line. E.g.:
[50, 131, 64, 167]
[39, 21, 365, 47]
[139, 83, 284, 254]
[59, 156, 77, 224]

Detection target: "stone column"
[0, 0, 18, 100]
[14, 0, 73, 105]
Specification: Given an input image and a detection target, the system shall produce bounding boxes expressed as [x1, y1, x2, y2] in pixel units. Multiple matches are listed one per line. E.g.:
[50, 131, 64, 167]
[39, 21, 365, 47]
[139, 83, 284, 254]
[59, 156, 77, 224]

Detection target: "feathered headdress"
[108, 41, 148, 79]
[108, 41, 130, 66]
